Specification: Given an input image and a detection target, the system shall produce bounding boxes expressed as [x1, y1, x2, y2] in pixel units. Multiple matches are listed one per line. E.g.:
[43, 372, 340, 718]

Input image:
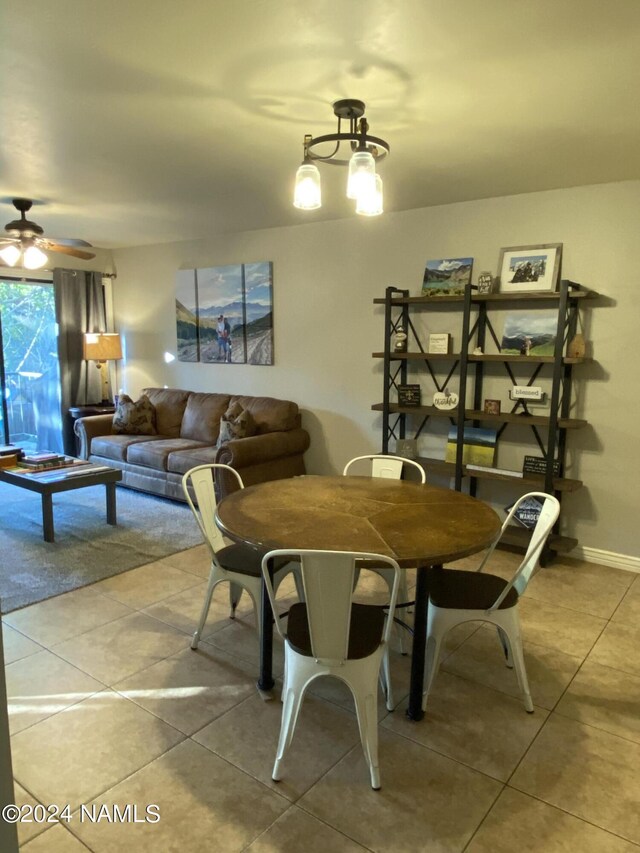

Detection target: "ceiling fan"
[0, 198, 96, 270]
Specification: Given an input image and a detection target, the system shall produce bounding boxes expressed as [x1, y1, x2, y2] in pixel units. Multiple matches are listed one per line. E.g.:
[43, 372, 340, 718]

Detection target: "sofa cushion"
[167, 446, 220, 475]
[127, 438, 208, 471]
[228, 395, 299, 434]
[217, 405, 257, 447]
[91, 434, 169, 462]
[112, 394, 157, 435]
[142, 388, 191, 438]
[180, 393, 231, 443]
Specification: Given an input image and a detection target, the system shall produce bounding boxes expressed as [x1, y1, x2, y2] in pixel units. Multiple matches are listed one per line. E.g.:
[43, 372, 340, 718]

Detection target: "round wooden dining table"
[216, 474, 501, 720]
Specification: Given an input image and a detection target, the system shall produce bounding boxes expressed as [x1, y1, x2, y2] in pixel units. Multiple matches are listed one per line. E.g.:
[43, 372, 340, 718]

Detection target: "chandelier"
[293, 99, 390, 217]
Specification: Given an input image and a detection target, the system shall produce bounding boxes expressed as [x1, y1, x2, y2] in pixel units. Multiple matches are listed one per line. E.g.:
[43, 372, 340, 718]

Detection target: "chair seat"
[217, 544, 289, 578]
[430, 569, 519, 611]
[287, 602, 386, 660]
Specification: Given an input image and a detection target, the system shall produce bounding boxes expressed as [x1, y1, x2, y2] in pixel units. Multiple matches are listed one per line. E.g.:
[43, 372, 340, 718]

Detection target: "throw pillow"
[112, 394, 157, 435]
[217, 405, 257, 447]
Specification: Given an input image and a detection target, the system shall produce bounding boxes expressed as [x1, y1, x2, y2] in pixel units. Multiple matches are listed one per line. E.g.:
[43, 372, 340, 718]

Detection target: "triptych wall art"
[175, 262, 274, 365]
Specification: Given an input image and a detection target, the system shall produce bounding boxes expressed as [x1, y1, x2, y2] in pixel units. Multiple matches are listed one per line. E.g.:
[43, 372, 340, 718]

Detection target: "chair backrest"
[482, 492, 561, 610]
[343, 454, 426, 483]
[261, 549, 401, 665]
[181, 463, 244, 556]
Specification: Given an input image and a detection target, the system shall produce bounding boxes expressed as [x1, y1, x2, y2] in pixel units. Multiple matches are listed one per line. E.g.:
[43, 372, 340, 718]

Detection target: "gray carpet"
[0, 482, 204, 613]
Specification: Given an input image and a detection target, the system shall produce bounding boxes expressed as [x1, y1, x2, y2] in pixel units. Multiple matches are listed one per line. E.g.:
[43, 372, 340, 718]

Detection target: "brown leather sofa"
[74, 387, 310, 501]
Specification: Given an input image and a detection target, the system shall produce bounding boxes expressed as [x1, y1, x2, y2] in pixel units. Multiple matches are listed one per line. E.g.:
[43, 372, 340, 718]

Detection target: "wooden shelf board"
[372, 403, 458, 418]
[414, 456, 456, 476]
[462, 467, 582, 492]
[373, 295, 465, 305]
[500, 526, 578, 554]
[465, 409, 587, 429]
[372, 352, 461, 360]
[468, 353, 590, 365]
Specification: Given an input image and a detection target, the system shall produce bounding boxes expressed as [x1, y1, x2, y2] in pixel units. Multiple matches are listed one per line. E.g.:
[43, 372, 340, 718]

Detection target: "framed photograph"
[422, 258, 473, 297]
[498, 243, 562, 293]
[500, 310, 558, 356]
[483, 399, 501, 415]
[176, 261, 274, 366]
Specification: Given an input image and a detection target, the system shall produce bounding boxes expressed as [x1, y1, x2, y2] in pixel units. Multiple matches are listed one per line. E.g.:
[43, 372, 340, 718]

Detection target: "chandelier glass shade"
[293, 99, 389, 217]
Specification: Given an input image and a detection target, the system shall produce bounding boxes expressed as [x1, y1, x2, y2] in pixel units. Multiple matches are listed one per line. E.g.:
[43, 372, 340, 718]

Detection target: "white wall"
[111, 180, 640, 561]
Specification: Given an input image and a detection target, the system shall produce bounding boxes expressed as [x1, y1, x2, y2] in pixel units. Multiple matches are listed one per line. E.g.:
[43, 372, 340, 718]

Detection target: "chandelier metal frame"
[302, 99, 390, 165]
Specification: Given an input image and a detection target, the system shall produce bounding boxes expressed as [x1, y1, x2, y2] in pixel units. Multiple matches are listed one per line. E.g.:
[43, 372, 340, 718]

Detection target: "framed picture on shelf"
[500, 310, 558, 356]
[497, 243, 562, 293]
[483, 399, 501, 415]
[422, 258, 473, 297]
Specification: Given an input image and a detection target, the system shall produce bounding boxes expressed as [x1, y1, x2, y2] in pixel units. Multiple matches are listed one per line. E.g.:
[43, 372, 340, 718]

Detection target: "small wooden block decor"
[396, 439, 418, 459]
[397, 384, 421, 406]
[483, 399, 501, 415]
[428, 333, 450, 354]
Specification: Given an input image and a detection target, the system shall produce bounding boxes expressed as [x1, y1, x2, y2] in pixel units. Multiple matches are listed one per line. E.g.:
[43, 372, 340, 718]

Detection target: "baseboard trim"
[571, 546, 640, 574]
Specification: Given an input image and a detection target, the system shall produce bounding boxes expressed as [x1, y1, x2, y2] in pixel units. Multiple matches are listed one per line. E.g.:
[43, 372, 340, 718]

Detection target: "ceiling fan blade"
[46, 243, 96, 260]
[48, 237, 94, 248]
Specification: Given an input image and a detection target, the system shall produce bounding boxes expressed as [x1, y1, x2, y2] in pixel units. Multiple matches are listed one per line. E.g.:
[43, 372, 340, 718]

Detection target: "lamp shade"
[346, 150, 376, 201]
[0, 245, 21, 266]
[293, 162, 322, 210]
[83, 332, 123, 361]
[356, 173, 384, 216]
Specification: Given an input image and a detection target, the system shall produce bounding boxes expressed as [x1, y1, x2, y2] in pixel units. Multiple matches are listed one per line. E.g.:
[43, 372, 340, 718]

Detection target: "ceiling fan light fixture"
[293, 99, 389, 216]
[0, 244, 21, 267]
[22, 245, 48, 270]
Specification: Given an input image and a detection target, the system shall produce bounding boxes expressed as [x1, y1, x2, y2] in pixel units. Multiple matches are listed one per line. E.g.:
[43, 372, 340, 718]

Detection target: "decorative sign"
[398, 384, 421, 407]
[396, 439, 418, 460]
[506, 496, 544, 529]
[509, 385, 546, 403]
[522, 455, 560, 476]
[433, 390, 459, 410]
[428, 333, 450, 354]
[476, 272, 494, 294]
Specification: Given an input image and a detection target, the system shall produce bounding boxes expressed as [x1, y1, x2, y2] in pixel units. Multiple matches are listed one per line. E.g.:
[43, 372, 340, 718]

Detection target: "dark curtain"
[54, 269, 107, 455]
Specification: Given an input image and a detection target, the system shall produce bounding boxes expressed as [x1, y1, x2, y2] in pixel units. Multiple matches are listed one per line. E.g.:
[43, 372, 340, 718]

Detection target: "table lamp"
[83, 332, 123, 404]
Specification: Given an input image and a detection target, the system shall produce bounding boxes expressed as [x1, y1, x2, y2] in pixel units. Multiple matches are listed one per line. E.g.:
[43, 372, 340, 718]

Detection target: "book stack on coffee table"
[16, 452, 78, 473]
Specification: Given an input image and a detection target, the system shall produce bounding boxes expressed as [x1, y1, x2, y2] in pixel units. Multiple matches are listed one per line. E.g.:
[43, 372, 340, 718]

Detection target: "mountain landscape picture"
[422, 257, 473, 296]
[500, 310, 558, 356]
[175, 262, 274, 364]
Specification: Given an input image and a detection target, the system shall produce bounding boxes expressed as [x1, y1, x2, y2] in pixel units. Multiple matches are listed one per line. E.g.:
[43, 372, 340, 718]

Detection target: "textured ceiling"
[1, 0, 639, 249]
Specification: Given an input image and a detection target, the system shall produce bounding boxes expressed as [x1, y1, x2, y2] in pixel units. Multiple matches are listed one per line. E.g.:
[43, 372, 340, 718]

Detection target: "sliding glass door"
[0, 278, 62, 453]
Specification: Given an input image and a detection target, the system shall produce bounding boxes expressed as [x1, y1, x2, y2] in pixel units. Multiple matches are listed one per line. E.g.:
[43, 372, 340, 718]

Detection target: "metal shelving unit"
[373, 280, 597, 562]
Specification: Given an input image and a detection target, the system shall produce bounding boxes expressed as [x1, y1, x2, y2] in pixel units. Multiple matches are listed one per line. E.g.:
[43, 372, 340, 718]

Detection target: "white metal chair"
[422, 491, 561, 713]
[182, 464, 297, 649]
[343, 454, 426, 652]
[262, 548, 401, 790]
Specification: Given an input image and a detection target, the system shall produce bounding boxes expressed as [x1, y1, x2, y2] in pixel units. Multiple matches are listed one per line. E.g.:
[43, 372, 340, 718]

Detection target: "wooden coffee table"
[0, 462, 122, 542]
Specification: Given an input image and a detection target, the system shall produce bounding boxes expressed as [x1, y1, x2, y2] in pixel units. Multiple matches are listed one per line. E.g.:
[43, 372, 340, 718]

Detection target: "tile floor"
[2, 546, 640, 852]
